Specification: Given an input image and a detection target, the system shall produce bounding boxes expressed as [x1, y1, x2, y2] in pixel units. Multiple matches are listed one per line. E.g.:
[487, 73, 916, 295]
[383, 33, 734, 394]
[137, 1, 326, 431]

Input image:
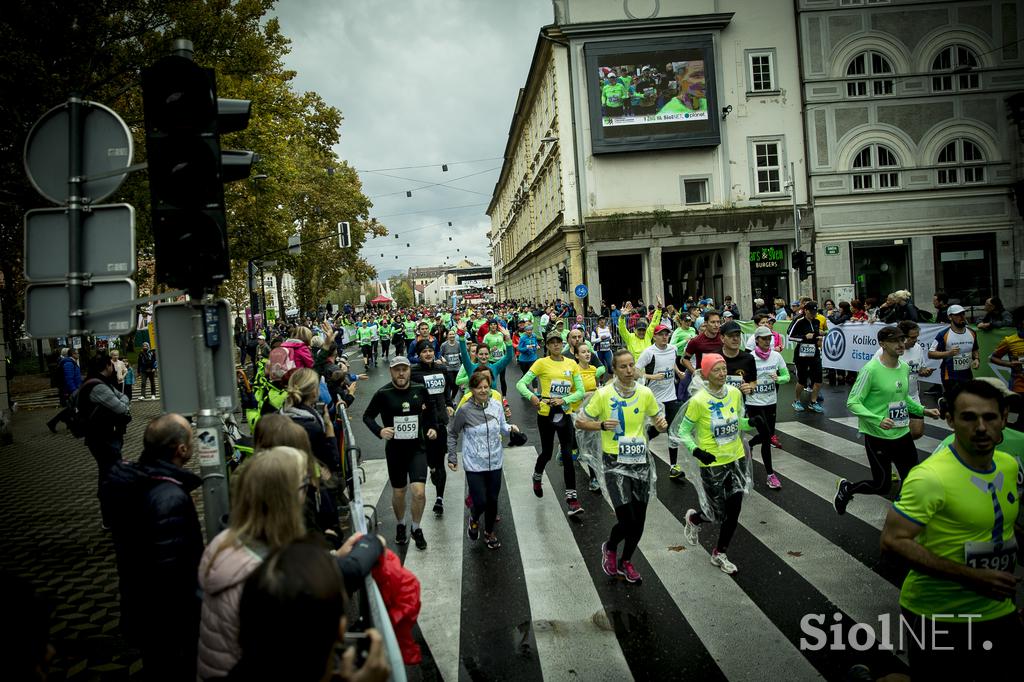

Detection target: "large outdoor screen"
[584, 36, 720, 153]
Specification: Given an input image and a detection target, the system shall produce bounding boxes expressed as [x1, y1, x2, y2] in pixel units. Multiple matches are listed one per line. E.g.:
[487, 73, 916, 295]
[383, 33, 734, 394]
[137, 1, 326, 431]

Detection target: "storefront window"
[749, 245, 789, 308]
[851, 240, 911, 305]
[933, 233, 996, 306]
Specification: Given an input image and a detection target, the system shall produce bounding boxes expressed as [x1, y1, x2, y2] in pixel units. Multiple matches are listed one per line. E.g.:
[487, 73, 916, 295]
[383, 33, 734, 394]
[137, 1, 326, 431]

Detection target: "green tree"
[0, 0, 384, 354]
[389, 277, 415, 309]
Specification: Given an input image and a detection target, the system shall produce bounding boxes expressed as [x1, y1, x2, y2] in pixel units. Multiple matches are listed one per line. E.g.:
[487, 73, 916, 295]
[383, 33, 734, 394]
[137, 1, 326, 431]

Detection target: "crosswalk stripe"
[647, 443, 905, 664]
[503, 445, 635, 681]
[828, 417, 944, 453]
[776, 422, 872, 467]
[401, 466, 466, 682]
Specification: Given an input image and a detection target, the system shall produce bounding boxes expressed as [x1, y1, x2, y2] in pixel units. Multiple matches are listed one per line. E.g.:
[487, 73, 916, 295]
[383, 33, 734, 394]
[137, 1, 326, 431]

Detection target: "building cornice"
[547, 12, 734, 40]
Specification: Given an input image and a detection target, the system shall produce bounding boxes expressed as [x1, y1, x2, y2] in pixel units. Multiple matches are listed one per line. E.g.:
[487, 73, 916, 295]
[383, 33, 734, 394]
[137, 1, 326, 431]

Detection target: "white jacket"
[447, 397, 510, 472]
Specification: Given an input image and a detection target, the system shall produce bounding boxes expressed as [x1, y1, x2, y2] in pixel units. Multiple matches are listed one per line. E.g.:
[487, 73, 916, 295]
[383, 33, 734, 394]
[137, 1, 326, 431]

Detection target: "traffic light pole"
[67, 95, 86, 336]
[192, 297, 230, 536]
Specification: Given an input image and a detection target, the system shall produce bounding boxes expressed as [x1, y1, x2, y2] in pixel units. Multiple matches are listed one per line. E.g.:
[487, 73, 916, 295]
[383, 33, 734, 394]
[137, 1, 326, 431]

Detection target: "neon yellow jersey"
[584, 384, 661, 456]
[457, 389, 502, 410]
[516, 356, 584, 417]
[682, 386, 746, 465]
[894, 444, 1020, 622]
[567, 364, 606, 413]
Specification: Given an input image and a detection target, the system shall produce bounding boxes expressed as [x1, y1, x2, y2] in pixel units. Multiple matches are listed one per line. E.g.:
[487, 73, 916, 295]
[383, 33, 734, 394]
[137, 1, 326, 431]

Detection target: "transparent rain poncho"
[667, 383, 755, 522]
[573, 384, 661, 507]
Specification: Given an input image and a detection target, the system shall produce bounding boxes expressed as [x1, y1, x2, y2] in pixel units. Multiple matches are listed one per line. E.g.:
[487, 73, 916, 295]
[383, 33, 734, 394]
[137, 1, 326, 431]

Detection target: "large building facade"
[799, 0, 1024, 310]
[490, 0, 811, 315]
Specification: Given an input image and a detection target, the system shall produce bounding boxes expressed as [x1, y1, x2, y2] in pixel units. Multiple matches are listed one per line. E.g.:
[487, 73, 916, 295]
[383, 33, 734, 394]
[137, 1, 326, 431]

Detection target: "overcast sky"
[272, 0, 553, 280]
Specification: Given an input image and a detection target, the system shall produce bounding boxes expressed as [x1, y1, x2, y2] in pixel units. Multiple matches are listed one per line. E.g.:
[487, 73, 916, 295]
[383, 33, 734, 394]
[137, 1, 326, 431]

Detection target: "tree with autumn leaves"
[0, 0, 384, 354]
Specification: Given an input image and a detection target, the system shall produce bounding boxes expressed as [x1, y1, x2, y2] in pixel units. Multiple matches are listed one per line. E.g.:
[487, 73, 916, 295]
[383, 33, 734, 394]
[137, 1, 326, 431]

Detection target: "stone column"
[648, 245, 664, 304]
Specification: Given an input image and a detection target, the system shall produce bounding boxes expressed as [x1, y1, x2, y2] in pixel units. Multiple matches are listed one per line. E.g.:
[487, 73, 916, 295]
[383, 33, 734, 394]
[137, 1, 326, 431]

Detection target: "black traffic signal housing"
[791, 249, 813, 281]
[143, 45, 254, 293]
[557, 266, 569, 292]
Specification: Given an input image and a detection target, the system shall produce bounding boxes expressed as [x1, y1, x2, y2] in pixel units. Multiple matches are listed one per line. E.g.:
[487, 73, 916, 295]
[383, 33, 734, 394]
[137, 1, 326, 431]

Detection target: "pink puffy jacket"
[196, 530, 266, 680]
[281, 340, 314, 369]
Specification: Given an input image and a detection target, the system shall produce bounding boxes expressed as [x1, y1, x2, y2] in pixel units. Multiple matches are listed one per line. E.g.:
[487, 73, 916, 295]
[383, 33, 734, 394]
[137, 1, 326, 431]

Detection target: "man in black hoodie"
[100, 414, 204, 681]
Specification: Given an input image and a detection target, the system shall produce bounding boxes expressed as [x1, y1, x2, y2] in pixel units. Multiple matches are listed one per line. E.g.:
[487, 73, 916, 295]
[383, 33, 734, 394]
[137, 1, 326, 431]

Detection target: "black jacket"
[411, 360, 453, 425]
[100, 458, 204, 638]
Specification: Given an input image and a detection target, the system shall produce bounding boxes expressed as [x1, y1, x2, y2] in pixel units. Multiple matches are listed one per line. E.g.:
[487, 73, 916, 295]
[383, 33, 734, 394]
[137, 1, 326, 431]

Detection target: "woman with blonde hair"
[197, 446, 308, 679]
[282, 326, 315, 369]
[255, 414, 341, 546]
[280, 368, 339, 472]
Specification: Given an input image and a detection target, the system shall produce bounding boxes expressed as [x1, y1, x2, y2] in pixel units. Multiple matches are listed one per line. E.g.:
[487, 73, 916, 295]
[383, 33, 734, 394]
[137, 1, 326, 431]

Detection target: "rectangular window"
[937, 168, 958, 185]
[752, 139, 783, 195]
[746, 50, 777, 93]
[963, 166, 984, 183]
[853, 174, 873, 190]
[683, 178, 709, 204]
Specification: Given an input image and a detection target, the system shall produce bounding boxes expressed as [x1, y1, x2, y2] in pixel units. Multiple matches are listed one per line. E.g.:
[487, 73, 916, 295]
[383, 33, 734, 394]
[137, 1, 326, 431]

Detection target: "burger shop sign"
[749, 246, 785, 270]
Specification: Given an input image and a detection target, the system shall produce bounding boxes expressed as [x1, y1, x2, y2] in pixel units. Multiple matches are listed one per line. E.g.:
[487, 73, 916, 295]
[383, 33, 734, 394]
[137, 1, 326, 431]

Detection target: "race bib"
[491, 346, 505, 359]
[424, 374, 445, 395]
[906, 360, 920, 376]
[953, 353, 971, 371]
[617, 437, 647, 465]
[888, 401, 909, 428]
[726, 375, 744, 387]
[798, 343, 816, 358]
[599, 339, 611, 352]
[711, 418, 739, 446]
[755, 378, 776, 395]
[608, 94, 621, 105]
[965, 538, 1018, 573]
[393, 415, 419, 440]
[445, 353, 461, 367]
[549, 379, 571, 397]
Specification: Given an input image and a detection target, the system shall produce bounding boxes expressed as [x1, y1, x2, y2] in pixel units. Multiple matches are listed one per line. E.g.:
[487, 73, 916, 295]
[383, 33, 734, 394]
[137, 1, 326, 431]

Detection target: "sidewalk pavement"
[0, 396, 194, 681]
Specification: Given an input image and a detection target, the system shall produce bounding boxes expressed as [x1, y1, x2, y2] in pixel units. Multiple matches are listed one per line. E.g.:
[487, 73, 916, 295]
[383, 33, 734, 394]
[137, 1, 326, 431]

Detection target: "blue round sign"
[574, 284, 588, 299]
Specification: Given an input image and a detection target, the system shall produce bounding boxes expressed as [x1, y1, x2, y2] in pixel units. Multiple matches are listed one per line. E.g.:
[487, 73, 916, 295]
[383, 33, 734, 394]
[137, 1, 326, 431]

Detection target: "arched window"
[846, 51, 894, 97]
[852, 144, 900, 190]
[931, 45, 980, 92]
[936, 139, 985, 185]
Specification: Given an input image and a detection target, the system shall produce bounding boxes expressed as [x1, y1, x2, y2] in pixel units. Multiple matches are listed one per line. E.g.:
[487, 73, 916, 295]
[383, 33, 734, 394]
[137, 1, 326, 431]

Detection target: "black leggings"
[746, 404, 778, 474]
[361, 343, 371, 361]
[848, 433, 918, 497]
[445, 370, 460, 404]
[426, 424, 448, 498]
[607, 500, 648, 562]
[534, 410, 576, 491]
[692, 493, 743, 553]
[380, 339, 390, 358]
[647, 399, 681, 464]
[467, 469, 502, 533]
[496, 365, 508, 396]
[370, 341, 379, 362]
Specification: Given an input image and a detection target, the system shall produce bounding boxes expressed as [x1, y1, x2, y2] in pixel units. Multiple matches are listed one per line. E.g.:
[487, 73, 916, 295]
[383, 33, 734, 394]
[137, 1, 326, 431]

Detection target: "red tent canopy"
[370, 295, 392, 304]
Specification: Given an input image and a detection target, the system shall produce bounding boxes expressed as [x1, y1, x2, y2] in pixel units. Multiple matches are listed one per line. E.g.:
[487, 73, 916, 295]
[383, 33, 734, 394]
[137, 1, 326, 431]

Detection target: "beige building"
[489, 0, 811, 314]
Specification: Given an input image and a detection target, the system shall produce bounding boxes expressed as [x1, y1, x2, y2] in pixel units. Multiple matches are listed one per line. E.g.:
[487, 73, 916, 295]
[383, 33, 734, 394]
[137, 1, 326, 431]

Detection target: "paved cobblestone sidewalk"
[0, 397, 199, 681]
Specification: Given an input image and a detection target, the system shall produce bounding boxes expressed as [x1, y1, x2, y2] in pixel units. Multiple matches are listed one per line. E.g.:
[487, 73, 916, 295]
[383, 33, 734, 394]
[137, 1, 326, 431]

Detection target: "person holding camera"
[80, 352, 131, 529]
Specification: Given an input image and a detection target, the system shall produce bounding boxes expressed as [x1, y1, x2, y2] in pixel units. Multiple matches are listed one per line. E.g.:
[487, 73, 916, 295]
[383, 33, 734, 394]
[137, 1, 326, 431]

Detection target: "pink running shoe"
[618, 560, 643, 584]
[770, 435, 781, 448]
[601, 542, 618, 577]
[766, 473, 782, 490]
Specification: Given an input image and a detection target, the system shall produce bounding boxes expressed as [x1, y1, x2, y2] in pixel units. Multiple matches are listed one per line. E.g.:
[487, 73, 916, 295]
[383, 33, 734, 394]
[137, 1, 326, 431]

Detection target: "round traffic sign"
[24, 100, 133, 205]
[574, 284, 588, 299]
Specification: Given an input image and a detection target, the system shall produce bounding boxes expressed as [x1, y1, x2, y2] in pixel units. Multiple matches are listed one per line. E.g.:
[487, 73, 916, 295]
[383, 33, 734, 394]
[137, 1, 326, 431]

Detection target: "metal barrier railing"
[336, 403, 408, 682]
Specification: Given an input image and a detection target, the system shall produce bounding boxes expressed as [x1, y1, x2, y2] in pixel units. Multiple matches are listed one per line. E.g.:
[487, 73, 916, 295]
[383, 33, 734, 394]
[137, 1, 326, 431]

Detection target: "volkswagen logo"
[823, 327, 846, 362]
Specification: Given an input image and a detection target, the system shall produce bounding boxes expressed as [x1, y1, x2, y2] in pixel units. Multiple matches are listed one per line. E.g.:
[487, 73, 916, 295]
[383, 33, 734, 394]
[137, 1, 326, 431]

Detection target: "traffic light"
[143, 42, 254, 293]
[557, 267, 569, 292]
[791, 250, 813, 281]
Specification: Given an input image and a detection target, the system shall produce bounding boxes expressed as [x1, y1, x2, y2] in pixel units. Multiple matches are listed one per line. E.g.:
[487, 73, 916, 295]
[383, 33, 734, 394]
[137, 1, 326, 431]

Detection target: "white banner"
[820, 322, 949, 384]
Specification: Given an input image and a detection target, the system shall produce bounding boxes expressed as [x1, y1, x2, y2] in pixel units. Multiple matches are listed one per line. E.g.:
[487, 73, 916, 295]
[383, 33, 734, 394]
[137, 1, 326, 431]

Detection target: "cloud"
[272, 0, 552, 278]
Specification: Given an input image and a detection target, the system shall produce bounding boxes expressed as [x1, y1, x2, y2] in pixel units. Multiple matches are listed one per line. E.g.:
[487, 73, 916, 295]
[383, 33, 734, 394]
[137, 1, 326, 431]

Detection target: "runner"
[787, 301, 825, 413]
[456, 320, 514, 386]
[356, 320, 374, 369]
[637, 324, 687, 481]
[681, 309, 723, 381]
[410, 340, 455, 518]
[516, 332, 586, 515]
[369, 317, 380, 367]
[568, 342, 607, 492]
[872, 320, 935, 440]
[674, 353, 761, 574]
[577, 348, 668, 584]
[928, 304, 980, 398]
[481, 318, 511, 396]
[834, 326, 940, 515]
[880, 379, 1021, 678]
[361, 356, 438, 550]
[516, 323, 540, 392]
[591, 316, 614, 373]
[379, 317, 393, 361]
[618, 300, 663, 361]
[439, 330, 463, 405]
[744, 326, 789, 488]
[447, 371, 524, 550]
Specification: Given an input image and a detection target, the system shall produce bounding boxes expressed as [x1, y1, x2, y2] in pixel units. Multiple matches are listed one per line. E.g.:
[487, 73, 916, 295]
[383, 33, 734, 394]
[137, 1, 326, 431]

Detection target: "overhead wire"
[356, 156, 503, 173]
[366, 166, 499, 199]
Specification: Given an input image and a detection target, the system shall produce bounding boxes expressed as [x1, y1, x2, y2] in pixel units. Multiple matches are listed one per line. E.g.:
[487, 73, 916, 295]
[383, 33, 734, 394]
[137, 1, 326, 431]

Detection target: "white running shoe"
[683, 509, 700, 546]
[711, 550, 738, 574]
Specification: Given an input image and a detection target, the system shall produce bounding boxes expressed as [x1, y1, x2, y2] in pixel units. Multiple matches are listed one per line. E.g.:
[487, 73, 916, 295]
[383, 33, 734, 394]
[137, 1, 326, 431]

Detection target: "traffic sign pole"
[67, 96, 86, 336]
[192, 298, 230, 536]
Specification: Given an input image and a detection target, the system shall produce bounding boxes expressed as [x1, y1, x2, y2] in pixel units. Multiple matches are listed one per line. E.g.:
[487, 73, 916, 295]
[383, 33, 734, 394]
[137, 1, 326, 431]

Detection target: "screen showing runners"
[596, 58, 708, 128]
